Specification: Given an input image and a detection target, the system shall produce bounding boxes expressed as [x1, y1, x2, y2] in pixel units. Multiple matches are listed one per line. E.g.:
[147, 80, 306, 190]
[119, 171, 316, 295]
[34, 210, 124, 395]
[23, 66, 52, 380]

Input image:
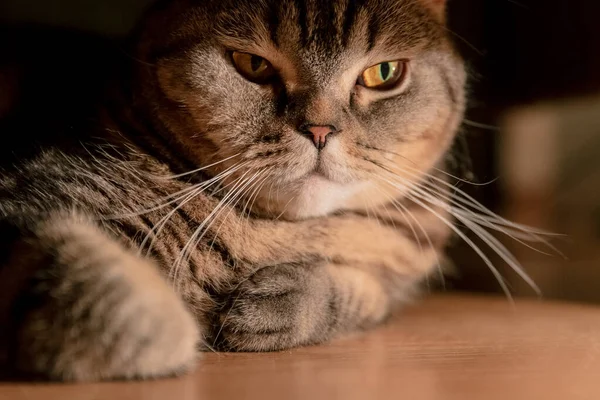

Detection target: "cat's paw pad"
[215, 264, 332, 351]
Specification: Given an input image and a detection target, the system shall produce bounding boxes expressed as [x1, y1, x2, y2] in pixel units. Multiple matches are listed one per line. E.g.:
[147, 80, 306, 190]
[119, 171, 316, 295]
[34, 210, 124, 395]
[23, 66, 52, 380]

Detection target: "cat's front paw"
[10, 241, 201, 381]
[215, 263, 333, 351]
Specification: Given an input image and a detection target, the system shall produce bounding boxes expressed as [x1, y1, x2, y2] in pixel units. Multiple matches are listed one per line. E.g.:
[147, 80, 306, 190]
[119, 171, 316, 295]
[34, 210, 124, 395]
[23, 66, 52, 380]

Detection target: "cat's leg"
[0, 214, 199, 381]
[215, 202, 448, 351]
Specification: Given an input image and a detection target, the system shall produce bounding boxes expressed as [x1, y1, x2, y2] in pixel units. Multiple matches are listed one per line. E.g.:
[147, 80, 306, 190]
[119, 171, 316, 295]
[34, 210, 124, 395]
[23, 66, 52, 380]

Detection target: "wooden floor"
[2, 294, 600, 399]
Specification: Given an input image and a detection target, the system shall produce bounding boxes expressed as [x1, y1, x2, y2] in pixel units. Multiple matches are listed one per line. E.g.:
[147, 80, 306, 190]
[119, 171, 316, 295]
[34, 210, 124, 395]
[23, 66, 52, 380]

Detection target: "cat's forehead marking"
[211, 0, 441, 56]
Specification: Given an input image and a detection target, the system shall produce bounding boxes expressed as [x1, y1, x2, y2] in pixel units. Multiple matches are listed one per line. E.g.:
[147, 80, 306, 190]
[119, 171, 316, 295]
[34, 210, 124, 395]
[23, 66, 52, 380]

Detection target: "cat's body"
[0, 0, 466, 381]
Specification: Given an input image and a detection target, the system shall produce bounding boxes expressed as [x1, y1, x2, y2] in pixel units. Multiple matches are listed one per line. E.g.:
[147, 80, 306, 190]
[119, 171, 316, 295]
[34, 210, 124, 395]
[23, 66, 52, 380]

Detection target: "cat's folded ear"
[420, 0, 448, 24]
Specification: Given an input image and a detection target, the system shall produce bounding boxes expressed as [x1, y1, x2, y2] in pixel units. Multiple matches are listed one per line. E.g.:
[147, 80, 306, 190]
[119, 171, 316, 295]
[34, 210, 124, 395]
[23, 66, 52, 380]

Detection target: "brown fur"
[0, 0, 465, 381]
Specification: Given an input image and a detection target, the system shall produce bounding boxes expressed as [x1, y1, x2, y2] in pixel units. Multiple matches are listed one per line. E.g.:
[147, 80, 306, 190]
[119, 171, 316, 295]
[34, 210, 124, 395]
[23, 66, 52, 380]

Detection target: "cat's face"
[135, 0, 465, 219]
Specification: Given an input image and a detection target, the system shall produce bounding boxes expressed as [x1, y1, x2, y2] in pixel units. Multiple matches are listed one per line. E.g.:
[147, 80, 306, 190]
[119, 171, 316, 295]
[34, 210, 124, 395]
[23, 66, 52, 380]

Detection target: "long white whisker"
[401, 168, 566, 258]
[402, 164, 560, 237]
[207, 169, 268, 254]
[378, 168, 540, 298]
[243, 172, 271, 229]
[174, 167, 266, 289]
[390, 179, 515, 302]
[455, 213, 541, 295]
[154, 152, 242, 180]
[171, 169, 253, 288]
[374, 186, 444, 290]
[368, 162, 517, 300]
[389, 165, 542, 295]
[104, 159, 247, 220]
[138, 162, 248, 257]
[410, 177, 562, 256]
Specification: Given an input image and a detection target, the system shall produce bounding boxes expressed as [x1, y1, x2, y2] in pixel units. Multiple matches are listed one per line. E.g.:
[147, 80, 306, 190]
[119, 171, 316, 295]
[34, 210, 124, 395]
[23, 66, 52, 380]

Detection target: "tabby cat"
[0, 0, 469, 381]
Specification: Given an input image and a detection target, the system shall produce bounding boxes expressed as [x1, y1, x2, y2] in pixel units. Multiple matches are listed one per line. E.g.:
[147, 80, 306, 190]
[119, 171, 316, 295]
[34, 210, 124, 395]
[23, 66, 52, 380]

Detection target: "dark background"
[2, 0, 599, 300]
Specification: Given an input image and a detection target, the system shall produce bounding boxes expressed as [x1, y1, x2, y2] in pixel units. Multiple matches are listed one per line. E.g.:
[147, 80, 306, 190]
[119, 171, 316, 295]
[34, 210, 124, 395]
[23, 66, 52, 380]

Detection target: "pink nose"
[302, 125, 337, 150]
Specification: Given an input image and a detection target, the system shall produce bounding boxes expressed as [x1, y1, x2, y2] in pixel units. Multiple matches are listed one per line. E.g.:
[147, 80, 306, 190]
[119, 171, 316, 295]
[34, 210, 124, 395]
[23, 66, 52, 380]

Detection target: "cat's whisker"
[407, 189, 542, 294]
[372, 185, 445, 290]
[380, 176, 516, 302]
[391, 175, 540, 297]
[208, 168, 270, 254]
[171, 169, 254, 287]
[199, 166, 263, 241]
[153, 152, 242, 180]
[396, 165, 566, 258]
[394, 172, 562, 255]
[358, 141, 492, 188]
[448, 209, 557, 256]
[274, 192, 297, 221]
[403, 164, 561, 237]
[455, 213, 542, 295]
[139, 162, 249, 257]
[175, 167, 266, 288]
[243, 171, 272, 226]
[395, 200, 445, 290]
[364, 157, 534, 300]
[357, 142, 416, 165]
[212, 290, 243, 349]
[241, 171, 271, 222]
[463, 119, 502, 132]
[373, 159, 562, 256]
[392, 168, 539, 286]
[266, 179, 276, 214]
[211, 267, 268, 349]
[431, 167, 498, 187]
[104, 159, 249, 220]
[361, 195, 375, 225]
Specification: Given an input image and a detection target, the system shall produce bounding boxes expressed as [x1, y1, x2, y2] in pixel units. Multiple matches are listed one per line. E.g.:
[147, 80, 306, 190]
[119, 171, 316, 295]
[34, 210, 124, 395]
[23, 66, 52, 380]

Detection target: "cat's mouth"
[309, 163, 330, 180]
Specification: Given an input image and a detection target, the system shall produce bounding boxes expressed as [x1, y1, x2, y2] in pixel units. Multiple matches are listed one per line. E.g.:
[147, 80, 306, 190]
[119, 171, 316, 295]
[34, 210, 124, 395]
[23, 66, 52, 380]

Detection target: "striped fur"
[0, 0, 465, 381]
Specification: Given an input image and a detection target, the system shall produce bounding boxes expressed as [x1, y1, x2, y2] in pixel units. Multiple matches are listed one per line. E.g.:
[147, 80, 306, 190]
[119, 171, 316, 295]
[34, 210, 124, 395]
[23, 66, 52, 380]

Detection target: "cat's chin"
[253, 173, 366, 220]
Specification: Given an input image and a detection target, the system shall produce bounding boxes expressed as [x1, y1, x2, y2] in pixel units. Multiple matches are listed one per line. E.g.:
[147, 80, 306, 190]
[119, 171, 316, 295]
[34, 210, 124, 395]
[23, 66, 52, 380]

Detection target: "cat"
[0, 0, 468, 381]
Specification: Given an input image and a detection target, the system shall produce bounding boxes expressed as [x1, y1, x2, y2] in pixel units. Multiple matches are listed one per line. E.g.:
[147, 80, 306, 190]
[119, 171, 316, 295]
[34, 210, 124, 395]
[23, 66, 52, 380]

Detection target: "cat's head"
[133, 0, 466, 220]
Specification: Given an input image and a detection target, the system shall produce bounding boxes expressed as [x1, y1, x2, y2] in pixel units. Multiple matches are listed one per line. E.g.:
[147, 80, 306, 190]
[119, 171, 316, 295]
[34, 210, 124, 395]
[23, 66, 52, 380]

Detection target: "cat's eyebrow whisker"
[441, 26, 485, 56]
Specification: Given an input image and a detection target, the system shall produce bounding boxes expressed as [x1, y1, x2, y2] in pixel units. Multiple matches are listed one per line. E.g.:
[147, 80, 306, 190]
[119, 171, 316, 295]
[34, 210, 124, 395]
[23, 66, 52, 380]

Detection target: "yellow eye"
[231, 51, 276, 84]
[358, 61, 406, 90]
